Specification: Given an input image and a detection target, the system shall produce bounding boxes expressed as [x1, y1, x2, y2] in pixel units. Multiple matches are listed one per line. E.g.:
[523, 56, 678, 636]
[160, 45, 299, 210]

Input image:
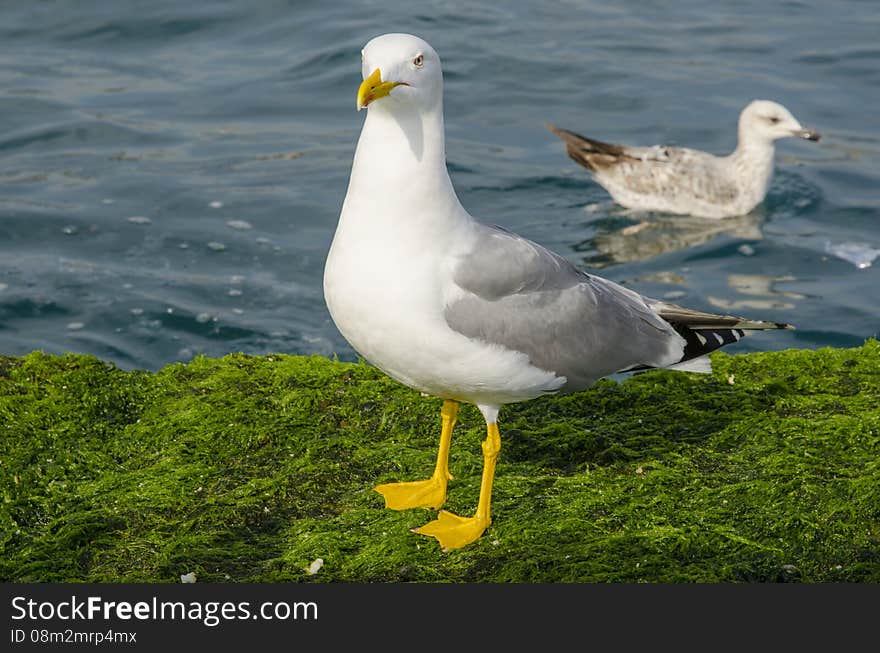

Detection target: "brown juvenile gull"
[323, 34, 793, 550]
[549, 100, 820, 219]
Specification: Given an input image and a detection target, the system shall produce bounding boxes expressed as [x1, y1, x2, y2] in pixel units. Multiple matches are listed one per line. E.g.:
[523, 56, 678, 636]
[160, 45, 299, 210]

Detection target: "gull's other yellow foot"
[414, 510, 489, 551]
[374, 476, 449, 511]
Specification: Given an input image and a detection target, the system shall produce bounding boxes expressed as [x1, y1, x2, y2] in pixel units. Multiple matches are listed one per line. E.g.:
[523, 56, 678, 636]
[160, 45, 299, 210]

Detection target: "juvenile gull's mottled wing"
[547, 124, 741, 206]
[603, 147, 739, 205]
[445, 224, 684, 391]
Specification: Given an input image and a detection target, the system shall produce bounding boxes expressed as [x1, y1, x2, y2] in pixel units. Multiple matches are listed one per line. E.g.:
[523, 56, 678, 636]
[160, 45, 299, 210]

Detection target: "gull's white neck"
[733, 123, 777, 166]
[340, 101, 469, 238]
[729, 127, 776, 205]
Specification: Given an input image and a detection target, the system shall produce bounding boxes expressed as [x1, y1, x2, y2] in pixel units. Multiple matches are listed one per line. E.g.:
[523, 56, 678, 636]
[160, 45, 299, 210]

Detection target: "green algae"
[1, 342, 878, 583]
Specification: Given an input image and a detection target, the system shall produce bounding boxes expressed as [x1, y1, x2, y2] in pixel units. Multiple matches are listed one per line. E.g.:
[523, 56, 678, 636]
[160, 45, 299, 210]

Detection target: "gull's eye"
[768, 116, 780, 124]
[413, 54, 424, 67]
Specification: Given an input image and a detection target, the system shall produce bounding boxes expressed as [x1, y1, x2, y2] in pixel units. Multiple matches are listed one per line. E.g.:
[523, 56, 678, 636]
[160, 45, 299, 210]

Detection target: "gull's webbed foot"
[374, 474, 449, 511]
[414, 510, 490, 551]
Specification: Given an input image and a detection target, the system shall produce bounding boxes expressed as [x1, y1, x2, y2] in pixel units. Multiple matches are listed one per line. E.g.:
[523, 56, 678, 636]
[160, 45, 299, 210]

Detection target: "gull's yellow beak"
[357, 68, 407, 111]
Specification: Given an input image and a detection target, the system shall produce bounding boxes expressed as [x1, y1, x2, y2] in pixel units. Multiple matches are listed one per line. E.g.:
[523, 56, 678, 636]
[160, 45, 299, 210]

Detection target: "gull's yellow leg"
[374, 399, 458, 510]
[415, 422, 501, 551]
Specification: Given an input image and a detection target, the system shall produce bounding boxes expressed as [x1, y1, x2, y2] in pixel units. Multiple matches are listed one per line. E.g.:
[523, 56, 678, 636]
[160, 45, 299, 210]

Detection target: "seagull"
[548, 100, 820, 219]
[323, 33, 792, 551]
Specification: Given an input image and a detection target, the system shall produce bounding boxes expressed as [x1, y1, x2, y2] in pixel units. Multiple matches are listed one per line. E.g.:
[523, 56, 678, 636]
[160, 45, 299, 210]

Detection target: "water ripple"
[0, 0, 877, 369]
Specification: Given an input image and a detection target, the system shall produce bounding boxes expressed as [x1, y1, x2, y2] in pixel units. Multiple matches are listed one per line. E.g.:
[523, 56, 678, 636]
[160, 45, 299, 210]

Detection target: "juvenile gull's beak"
[357, 68, 408, 110]
[795, 128, 821, 142]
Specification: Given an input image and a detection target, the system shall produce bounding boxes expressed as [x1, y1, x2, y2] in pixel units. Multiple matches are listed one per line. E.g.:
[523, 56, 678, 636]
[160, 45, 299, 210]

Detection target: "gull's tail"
[546, 123, 627, 171]
[631, 300, 793, 374]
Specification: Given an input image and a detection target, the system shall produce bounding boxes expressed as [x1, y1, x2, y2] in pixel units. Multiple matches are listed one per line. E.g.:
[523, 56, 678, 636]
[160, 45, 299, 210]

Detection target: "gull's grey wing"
[446, 225, 684, 391]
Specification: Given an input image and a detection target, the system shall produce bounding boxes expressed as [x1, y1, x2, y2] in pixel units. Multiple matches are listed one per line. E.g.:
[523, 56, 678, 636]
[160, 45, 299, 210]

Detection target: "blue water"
[1, 0, 878, 370]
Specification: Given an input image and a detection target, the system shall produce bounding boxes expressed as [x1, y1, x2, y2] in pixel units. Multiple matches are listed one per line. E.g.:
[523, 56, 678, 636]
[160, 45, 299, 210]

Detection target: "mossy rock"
[1, 341, 878, 582]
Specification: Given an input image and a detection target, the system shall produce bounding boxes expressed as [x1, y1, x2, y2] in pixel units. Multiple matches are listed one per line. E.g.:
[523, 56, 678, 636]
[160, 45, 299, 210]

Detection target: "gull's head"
[739, 100, 821, 145]
[356, 33, 442, 112]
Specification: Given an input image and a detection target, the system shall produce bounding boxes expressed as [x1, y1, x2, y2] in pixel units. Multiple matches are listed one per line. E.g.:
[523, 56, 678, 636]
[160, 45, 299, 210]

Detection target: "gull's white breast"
[323, 204, 564, 406]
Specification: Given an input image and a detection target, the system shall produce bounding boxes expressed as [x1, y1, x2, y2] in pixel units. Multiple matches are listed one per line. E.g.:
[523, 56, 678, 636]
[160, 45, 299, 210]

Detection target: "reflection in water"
[708, 274, 805, 311]
[576, 212, 764, 267]
[634, 271, 687, 286]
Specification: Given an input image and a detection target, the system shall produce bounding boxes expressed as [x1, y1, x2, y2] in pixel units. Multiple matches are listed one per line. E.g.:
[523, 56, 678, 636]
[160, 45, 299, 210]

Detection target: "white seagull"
[549, 100, 820, 219]
[324, 33, 792, 550]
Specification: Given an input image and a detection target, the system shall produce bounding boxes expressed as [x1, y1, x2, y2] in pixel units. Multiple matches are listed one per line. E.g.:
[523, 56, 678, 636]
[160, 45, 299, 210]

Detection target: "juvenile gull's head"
[739, 99, 820, 146]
